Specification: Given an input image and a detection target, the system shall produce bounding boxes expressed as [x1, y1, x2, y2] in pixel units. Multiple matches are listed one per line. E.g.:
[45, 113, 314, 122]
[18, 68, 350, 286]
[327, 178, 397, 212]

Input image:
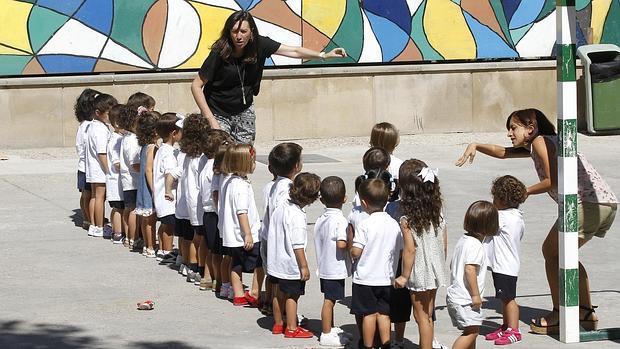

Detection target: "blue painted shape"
[74, 0, 113, 34]
[509, 0, 545, 29]
[362, 0, 411, 34]
[235, 0, 253, 10]
[247, 0, 262, 11]
[36, 0, 84, 16]
[364, 10, 409, 62]
[502, 0, 521, 24]
[464, 12, 518, 59]
[265, 57, 274, 66]
[37, 55, 96, 74]
[576, 22, 587, 47]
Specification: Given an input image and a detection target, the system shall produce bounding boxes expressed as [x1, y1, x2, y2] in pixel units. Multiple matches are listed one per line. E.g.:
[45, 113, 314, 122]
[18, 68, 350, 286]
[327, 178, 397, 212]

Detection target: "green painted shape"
[581, 328, 620, 341]
[322, 0, 363, 63]
[303, 41, 357, 65]
[559, 119, 578, 157]
[536, 0, 556, 22]
[109, 0, 156, 64]
[601, 0, 620, 45]
[0, 55, 32, 76]
[410, 0, 443, 60]
[28, 5, 70, 53]
[489, 0, 514, 48]
[557, 44, 576, 81]
[559, 193, 578, 232]
[576, 0, 591, 11]
[510, 23, 533, 44]
[558, 0, 576, 6]
[560, 268, 579, 307]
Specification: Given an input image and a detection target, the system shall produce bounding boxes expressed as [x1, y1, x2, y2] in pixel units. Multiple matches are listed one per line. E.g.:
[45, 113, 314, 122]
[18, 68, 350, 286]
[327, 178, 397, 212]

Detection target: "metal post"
[556, 0, 580, 343]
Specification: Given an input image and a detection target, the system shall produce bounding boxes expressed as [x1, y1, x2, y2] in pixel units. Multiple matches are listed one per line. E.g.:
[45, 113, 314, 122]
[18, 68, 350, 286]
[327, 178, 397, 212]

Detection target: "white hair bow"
[175, 113, 185, 129]
[419, 167, 438, 183]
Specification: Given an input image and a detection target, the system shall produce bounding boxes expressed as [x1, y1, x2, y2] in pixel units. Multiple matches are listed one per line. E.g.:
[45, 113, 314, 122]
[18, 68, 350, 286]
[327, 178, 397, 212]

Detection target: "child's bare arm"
[350, 246, 363, 259]
[293, 248, 310, 281]
[164, 174, 175, 201]
[464, 264, 482, 310]
[527, 136, 556, 196]
[145, 146, 155, 192]
[336, 240, 347, 249]
[238, 212, 253, 251]
[98, 153, 109, 175]
[395, 220, 415, 288]
[346, 223, 354, 250]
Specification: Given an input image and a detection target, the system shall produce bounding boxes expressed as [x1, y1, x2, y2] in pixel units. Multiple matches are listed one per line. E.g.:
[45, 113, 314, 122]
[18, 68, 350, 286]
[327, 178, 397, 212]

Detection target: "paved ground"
[1, 132, 619, 349]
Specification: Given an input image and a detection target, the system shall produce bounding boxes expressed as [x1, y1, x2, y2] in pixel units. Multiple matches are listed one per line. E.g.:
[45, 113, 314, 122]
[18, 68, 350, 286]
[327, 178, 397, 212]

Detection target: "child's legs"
[211, 253, 222, 284]
[80, 189, 91, 224]
[251, 267, 264, 299]
[503, 299, 519, 330]
[160, 223, 174, 251]
[189, 231, 200, 265]
[110, 208, 122, 233]
[452, 326, 479, 349]
[412, 289, 436, 349]
[198, 235, 207, 269]
[230, 266, 244, 298]
[394, 322, 406, 342]
[142, 214, 156, 249]
[272, 282, 283, 325]
[285, 294, 300, 330]
[124, 207, 136, 241]
[88, 188, 96, 226]
[361, 313, 378, 347]
[92, 183, 106, 227]
[221, 255, 231, 283]
[180, 238, 189, 263]
[377, 313, 391, 345]
[321, 298, 335, 334]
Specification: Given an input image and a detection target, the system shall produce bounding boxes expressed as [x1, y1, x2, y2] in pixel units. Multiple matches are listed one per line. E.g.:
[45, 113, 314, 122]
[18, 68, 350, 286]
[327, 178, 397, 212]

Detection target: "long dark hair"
[505, 108, 556, 136]
[211, 10, 259, 64]
[74, 88, 100, 122]
[399, 159, 443, 235]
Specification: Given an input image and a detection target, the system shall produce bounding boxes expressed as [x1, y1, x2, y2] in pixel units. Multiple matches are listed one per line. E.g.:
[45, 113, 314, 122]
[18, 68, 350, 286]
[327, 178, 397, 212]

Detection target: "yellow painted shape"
[0, 44, 30, 55]
[424, 0, 476, 59]
[591, 0, 612, 44]
[179, 2, 234, 69]
[302, 0, 346, 38]
[0, 0, 33, 54]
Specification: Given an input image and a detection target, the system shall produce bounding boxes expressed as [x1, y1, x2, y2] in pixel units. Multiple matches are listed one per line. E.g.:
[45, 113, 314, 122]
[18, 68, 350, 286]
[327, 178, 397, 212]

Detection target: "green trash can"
[577, 44, 620, 134]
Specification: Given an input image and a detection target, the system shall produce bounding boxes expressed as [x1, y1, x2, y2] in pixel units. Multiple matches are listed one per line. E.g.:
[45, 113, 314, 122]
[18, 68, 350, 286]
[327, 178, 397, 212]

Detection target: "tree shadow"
[482, 296, 552, 332]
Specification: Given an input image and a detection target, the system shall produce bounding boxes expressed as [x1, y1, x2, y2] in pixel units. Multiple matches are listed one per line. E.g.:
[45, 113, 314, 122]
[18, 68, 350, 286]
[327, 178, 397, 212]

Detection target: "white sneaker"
[178, 264, 186, 275]
[87, 225, 96, 237]
[332, 327, 352, 339]
[432, 338, 448, 349]
[91, 226, 104, 237]
[298, 314, 309, 326]
[320, 331, 346, 347]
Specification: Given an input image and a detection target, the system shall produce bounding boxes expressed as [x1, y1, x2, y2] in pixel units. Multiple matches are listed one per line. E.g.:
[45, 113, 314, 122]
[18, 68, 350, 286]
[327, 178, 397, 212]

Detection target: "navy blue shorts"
[158, 214, 175, 226]
[270, 277, 305, 297]
[320, 278, 345, 301]
[203, 212, 223, 255]
[77, 171, 91, 192]
[351, 283, 391, 316]
[492, 272, 518, 301]
[108, 200, 125, 210]
[123, 190, 137, 208]
[230, 242, 262, 273]
[175, 218, 194, 240]
[390, 286, 411, 323]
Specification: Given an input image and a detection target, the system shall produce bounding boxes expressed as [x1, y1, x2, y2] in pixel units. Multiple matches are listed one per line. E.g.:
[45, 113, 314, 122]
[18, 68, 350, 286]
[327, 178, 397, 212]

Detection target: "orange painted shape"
[251, 0, 301, 35]
[461, 0, 508, 44]
[143, 0, 168, 66]
[394, 38, 422, 62]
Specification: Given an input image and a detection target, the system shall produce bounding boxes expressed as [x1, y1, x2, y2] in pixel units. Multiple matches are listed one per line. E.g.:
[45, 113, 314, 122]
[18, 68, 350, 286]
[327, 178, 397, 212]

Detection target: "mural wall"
[1, 0, 619, 77]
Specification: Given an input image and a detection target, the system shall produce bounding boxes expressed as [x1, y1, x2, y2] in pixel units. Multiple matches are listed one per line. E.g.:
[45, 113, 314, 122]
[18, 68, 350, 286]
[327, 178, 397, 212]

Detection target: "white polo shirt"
[105, 131, 123, 201]
[152, 143, 178, 218]
[174, 152, 190, 220]
[85, 120, 110, 183]
[389, 155, 404, 179]
[120, 132, 140, 191]
[267, 200, 307, 280]
[352, 211, 402, 286]
[447, 235, 487, 306]
[258, 180, 275, 241]
[198, 158, 216, 213]
[261, 176, 292, 241]
[219, 175, 260, 248]
[75, 120, 91, 173]
[180, 155, 206, 226]
[314, 208, 350, 279]
[487, 208, 525, 277]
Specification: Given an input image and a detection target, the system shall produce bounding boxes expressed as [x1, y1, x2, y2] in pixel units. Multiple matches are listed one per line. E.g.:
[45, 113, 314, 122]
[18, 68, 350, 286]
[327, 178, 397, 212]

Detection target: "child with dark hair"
[393, 159, 447, 349]
[198, 129, 233, 290]
[314, 176, 351, 346]
[484, 175, 527, 345]
[135, 111, 160, 257]
[74, 88, 100, 230]
[118, 105, 141, 249]
[350, 178, 403, 349]
[153, 113, 183, 261]
[219, 144, 264, 307]
[447, 201, 499, 349]
[106, 104, 126, 243]
[85, 93, 117, 238]
[267, 172, 321, 338]
[370, 122, 403, 179]
[127, 92, 156, 114]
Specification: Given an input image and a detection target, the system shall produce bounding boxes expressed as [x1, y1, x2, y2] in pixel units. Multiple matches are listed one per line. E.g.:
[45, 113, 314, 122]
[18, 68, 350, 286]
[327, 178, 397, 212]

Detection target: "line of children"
[74, 91, 544, 349]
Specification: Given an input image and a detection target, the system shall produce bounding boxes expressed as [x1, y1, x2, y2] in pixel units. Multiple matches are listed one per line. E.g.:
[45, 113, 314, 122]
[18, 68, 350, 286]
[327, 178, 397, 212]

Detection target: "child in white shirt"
[85, 94, 117, 238]
[447, 201, 499, 349]
[106, 105, 126, 243]
[314, 176, 351, 346]
[369, 122, 403, 181]
[74, 88, 99, 230]
[484, 176, 527, 345]
[267, 172, 321, 338]
[118, 106, 140, 248]
[219, 144, 263, 307]
[350, 178, 402, 349]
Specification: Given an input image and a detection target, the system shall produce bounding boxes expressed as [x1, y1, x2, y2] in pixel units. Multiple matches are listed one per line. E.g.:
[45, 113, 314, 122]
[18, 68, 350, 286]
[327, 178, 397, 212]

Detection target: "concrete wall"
[0, 61, 585, 148]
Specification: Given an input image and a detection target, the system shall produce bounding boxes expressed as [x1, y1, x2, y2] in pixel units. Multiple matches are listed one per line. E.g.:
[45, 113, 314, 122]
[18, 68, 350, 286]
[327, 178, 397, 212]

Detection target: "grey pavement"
[1, 132, 619, 349]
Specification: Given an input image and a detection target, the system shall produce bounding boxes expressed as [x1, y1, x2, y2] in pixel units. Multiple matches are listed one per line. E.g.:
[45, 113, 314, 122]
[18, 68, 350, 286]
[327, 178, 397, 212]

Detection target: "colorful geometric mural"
[1, 0, 619, 76]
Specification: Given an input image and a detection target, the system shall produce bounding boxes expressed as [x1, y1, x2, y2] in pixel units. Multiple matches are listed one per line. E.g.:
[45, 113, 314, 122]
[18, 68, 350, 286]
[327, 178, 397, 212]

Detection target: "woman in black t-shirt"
[191, 10, 347, 144]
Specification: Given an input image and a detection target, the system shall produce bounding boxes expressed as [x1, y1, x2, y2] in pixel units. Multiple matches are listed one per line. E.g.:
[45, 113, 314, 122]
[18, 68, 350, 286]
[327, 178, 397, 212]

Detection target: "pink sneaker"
[485, 326, 506, 341]
[494, 329, 522, 345]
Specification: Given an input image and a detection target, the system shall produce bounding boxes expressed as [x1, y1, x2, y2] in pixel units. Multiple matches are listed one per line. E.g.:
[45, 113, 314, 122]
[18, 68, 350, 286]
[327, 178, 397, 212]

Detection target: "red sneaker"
[233, 296, 248, 306]
[485, 326, 505, 340]
[284, 326, 313, 338]
[244, 291, 261, 308]
[272, 323, 285, 335]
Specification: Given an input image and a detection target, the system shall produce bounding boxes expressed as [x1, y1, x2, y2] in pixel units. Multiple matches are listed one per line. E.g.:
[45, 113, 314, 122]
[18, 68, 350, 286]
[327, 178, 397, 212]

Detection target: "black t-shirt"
[199, 36, 281, 117]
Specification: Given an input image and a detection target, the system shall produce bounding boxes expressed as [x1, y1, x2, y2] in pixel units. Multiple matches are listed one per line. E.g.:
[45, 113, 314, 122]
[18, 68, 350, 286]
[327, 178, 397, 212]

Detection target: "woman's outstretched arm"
[275, 45, 347, 60]
[455, 143, 530, 167]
